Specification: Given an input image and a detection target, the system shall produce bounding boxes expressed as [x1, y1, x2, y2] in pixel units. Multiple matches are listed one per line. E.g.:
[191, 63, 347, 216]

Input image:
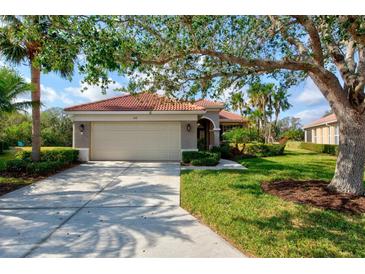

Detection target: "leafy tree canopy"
[75, 16, 365, 109]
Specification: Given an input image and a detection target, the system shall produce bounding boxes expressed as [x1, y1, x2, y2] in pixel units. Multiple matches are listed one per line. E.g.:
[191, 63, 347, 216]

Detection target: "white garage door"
[91, 122, 181, 161]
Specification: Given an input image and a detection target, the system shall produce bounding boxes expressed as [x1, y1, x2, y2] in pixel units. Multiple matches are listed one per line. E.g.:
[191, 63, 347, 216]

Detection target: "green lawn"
[181, 148, 365, 258]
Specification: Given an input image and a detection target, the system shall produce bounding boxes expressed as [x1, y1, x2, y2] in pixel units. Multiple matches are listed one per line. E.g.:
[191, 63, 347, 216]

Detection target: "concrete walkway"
[0, 161, 244, 258]
[180, 159, 247, 170]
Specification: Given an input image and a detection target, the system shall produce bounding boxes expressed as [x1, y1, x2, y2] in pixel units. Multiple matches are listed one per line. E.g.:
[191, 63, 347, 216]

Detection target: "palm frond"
[0, 67, 32, 113]
[0, 29, 28, 64]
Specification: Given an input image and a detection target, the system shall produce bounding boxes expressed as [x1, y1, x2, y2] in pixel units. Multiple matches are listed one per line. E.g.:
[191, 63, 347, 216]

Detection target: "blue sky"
[11, 62, 330, 126]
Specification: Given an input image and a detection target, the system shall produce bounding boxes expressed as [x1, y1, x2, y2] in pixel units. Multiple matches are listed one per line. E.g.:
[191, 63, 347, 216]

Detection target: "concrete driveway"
[0, 161, 243, 258]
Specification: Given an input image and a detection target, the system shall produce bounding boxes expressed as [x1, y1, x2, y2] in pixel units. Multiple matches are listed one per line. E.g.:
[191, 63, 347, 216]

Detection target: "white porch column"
[304, 130, 307, 142]
[210, 128, 221, 148]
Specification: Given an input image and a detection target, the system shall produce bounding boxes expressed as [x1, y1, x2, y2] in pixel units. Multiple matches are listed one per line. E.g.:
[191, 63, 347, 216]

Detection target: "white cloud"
[42, 84, 74, 106]
[64, 81, 126, 104]
[15, 79, 124, 109]
[18, 78, 74, 108]
[295, 78, 325, 106]
[294, 105, 329, 125]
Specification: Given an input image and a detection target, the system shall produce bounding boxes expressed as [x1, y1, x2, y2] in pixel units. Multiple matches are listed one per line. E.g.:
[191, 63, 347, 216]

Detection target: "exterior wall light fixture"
[79, 124, 85, 135]
[186, 123, 191, 132]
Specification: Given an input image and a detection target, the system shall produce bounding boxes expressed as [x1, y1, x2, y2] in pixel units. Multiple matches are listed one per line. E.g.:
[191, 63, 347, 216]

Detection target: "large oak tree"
[78, 15, 365, 195]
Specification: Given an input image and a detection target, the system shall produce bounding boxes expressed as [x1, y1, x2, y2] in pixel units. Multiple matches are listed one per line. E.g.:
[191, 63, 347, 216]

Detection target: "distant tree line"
[0, 107, 72, 148]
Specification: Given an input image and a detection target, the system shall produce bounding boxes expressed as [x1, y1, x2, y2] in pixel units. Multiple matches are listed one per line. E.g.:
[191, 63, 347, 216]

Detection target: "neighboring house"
[64, 92, 246, 161]
[303, 113, 339, 145]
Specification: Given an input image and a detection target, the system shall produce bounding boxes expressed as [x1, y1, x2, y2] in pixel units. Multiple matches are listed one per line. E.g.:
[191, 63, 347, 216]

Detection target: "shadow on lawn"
[240, 156, 336, 181]
[232, 209, 365, 257]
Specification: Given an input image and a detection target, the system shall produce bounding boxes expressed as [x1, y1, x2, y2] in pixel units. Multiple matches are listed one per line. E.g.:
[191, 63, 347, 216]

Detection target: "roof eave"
[65, 110, 206, 115]
[303, 119, 338, 129]
[220, 119, 246, 123]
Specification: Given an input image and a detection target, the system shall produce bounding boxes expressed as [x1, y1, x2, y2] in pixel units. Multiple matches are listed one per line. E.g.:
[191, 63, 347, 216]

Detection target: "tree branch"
[269, 16, 308, 57]
[344, 16, 365, 46]
[356, 45, 365, 95]
[345, 40, 357, 73]
[293, 15, 324, 66]
[118, 47, 316, 73]
[192, 49, 315, 71]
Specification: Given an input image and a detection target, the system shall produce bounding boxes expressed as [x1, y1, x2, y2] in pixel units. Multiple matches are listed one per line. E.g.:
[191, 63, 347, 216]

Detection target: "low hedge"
[16, 147, 78, 163]
[210, 144, 232, 159]
[2, 159, 70, 176]
[2, 159, 28, 173]
[26, 161, 66, 176]
[299, 142, 338, 155]
[182, 151, 220, 166]
[245, 143, 286, 157]
[191, 157, 218, 166]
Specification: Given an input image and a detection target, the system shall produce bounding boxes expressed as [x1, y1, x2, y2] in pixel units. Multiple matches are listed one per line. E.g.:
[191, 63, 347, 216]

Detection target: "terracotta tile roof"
[219, 109, 246, 122]
[194, 98, 224, 108]
[303, 113, 337, 129]
[64, 92, 205, 112]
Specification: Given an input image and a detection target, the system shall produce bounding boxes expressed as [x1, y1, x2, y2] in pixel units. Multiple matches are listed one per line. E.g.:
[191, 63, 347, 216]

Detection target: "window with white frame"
[335, 126, 339, 145]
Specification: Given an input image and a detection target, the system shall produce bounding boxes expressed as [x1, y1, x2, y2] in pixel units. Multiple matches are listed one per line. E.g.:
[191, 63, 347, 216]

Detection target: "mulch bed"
[0, 182, 33, 196]
[0, 162, 80, 197]
[261, 180, 365, 214]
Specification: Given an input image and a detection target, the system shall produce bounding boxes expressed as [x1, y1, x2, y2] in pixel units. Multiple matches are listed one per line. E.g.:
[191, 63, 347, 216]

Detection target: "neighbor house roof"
[194, 98, 224, 108]
[64, 92, 205, 112]
[219, 109, 246, 122]
[303, 113, 337, 129]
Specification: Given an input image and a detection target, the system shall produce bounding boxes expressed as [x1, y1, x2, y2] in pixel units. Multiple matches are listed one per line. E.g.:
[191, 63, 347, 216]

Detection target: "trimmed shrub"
[191, 157, 219, 166]
[245, 143, 286, 157]
[3, 159, 28, 173]
[16, 147, 78, 163]
[299, 142, 338, 155]
[211, 144, 232, 159]
[1, 159, 71, 176]
[182, 151, 220, 166]
[182, 151, 205, 163]
[26, 161, 65, 176]
[223, 128, 260, 153]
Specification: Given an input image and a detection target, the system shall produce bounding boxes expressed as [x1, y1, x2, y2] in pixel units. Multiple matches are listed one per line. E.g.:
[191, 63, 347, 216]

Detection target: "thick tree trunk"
[328, 115, 365, 195]
[31, 63, 41, 162]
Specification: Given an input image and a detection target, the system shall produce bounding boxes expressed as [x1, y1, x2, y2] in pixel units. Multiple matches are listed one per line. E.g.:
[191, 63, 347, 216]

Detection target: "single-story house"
[64, 92, 246, 161]
[303, 113, 339, 145]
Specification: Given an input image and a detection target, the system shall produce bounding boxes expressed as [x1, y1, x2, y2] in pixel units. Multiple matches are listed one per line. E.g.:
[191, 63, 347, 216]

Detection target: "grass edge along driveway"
[180, 149, 365, 258]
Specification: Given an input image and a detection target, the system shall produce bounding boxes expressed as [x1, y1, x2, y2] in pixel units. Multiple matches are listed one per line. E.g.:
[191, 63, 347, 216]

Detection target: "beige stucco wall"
[200, 111, 220, 129]
[199, 111, 221, 147]
[181, 121, 198, 150]
[73, 121, 91, 148]
[329, 123, 337, 144]
[306, 122, 339, 144]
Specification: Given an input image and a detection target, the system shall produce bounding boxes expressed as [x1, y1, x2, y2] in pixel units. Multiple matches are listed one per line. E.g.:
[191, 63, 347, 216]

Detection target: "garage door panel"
[91, 122, 181, 161]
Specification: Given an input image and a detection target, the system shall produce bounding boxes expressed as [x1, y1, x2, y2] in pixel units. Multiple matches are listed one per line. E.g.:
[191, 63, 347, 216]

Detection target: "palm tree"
[272, 88, 291, 128]
[247, 82, 274, 140]
[229, 92, 249, 116]
[0, 16, 77, 161]
[0, 67, 33, 112]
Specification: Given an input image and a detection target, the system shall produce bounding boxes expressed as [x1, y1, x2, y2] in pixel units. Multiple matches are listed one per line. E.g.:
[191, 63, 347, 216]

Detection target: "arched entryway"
[197, 118, 215, 150]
